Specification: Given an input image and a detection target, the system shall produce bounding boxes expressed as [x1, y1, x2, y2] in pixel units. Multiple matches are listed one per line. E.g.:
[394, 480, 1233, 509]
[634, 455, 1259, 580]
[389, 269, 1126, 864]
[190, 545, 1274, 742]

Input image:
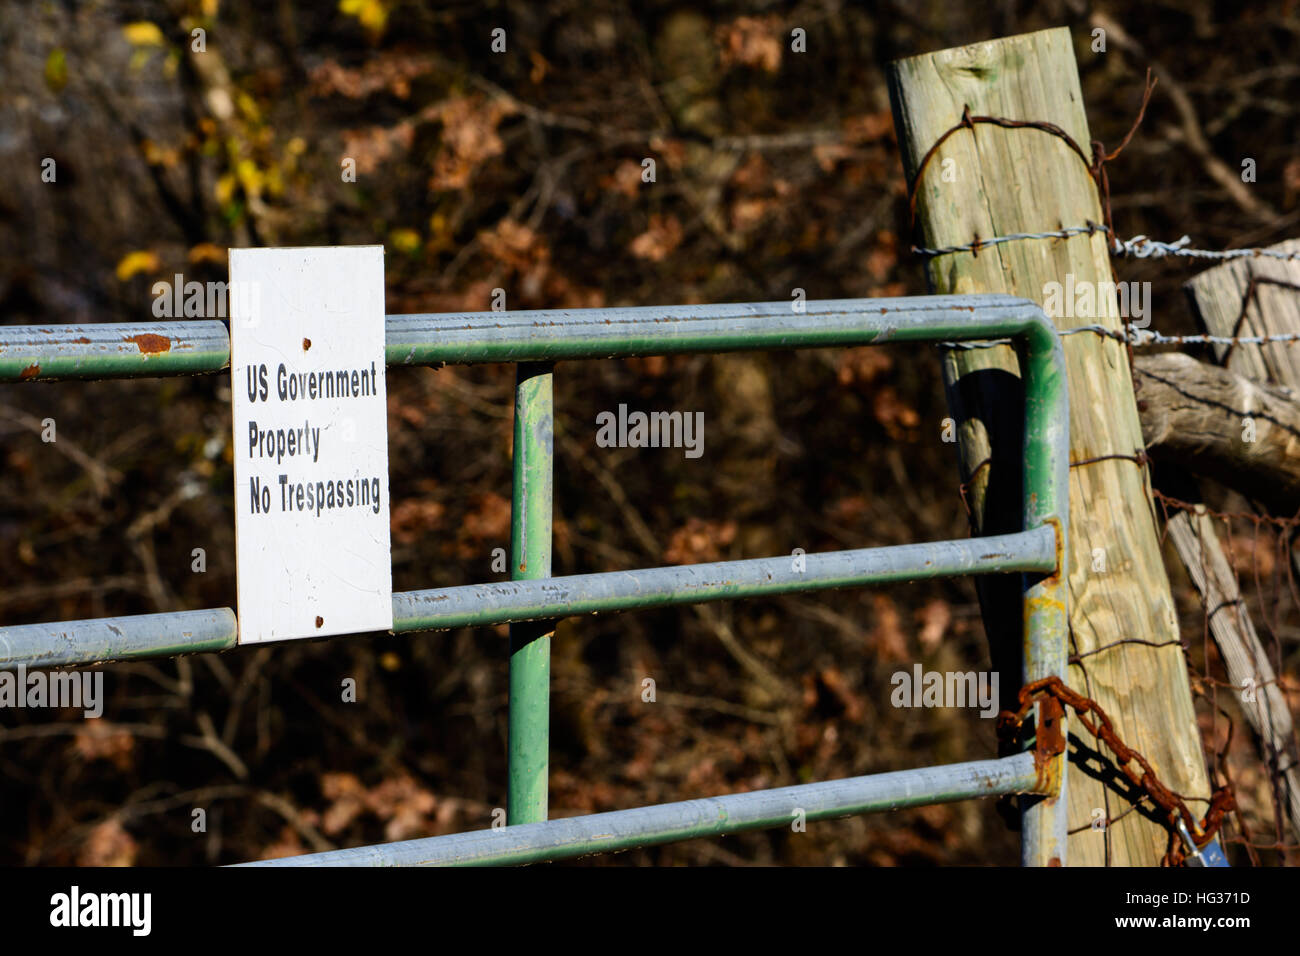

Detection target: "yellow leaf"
[235, 90, 260, 123]
[44, 49, 68, 93]
[115, 250, 161, 281]
[339, 0, 388, 37]
[215, 173, 236, 204]
[123, 22, 165, 46]
[389, 229, 421, 255]
[235, 158, 262, 197]
[187, 243, 226, 264]
[263, 163, 284, 197]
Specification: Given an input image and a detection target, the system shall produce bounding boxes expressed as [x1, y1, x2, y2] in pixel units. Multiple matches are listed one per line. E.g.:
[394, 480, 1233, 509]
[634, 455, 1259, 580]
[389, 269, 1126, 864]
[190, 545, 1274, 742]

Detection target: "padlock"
[1176, 820, 1230, 867]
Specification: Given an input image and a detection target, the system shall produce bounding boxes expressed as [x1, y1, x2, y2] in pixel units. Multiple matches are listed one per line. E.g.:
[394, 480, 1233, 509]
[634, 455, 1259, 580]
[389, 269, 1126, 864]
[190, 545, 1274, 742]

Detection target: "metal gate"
[0, 293, 1069, 866]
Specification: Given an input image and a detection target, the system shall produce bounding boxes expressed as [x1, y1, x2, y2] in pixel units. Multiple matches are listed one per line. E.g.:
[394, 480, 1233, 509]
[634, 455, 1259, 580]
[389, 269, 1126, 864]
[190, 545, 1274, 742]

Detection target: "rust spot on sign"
[127, 333, 172, 354]
[72, 336, 92, 344]
[19, 364, 40, 380]
[315, 616, 324, 628]
[303, 338, 312, 351]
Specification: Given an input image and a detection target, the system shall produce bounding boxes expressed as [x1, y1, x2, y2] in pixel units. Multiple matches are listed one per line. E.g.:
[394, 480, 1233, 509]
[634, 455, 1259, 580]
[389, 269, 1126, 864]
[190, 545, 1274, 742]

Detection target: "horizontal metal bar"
[0, 530, 1052, 670]
[0, 321, 230, 381]
[0, 294, 1055, 381]
[384, 294, 1057, 365]
[0, 608, 236, 670]
[236, 752, 1041, 866]
[391, 529, 1054, 633]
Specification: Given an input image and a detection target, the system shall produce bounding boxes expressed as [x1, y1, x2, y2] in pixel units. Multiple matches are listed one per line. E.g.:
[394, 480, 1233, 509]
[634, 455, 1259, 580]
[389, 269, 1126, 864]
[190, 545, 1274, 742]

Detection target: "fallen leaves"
[72, 723, 136, 771]
[426, 94, 518, 192]
[871, 386, 921, 441]
[78, 818, 138, 866]
[664, 517, 738, 564]
[835, 348, 893, 387]
[340, 122, 415, 176]
[319, 772, 446, 842]
[456, 491, 512, 560]
[717, 16, 783, 73]
[916, 599, 952, 652]
[629, 214, 684, 261]
[309, 52, 429, 100]
[390, 496, 445, 546]
[604, 158, 648, 199]
[867, 594, 910, 662]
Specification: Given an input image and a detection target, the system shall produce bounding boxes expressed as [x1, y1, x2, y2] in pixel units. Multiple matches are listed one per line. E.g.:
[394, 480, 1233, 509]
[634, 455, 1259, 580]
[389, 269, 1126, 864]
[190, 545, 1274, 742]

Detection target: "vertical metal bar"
[1017, 317, 1071, 866]
[507, 362, 555, 824]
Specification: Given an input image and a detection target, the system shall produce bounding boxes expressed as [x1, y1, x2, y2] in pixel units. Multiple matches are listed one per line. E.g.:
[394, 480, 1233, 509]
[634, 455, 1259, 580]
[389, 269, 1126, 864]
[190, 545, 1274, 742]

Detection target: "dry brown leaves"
[916, 598, 952, 652]
[340, 122, 415, 176]
[78, 818, 138, 866]
[318, 771, 453, 843]
[426, 94, 518, 192]
[475, 218, 605, 308]
[716, 16, 783, 73]
[867, 594, 909, 662]
[604, 158, 648, 199]
[871, 386, 920, 441]
[835, 347, 893, 387]
[803, 667, 866, 722]
[663, 517, 738, 564]
[629, 213, 684, 261]
[71, 722, 136, 772]
[309, 53, 432, 100]
[390, 495, 445, 547]
[454, 490, 512, 560]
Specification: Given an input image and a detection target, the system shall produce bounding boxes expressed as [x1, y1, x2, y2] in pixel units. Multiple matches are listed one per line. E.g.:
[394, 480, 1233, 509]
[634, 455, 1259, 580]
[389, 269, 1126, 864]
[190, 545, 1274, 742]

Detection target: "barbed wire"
[1114, 234, 1300, 262]
[914, 225, 1300, 264]
[911, 224, 1110, 258]
[937, 322, 1300, 351]
[916, 228, 1300, 354]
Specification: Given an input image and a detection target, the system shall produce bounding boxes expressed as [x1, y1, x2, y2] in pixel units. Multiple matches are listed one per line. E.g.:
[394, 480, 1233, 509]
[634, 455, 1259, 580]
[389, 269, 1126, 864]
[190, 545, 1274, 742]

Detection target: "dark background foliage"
[1, 0, 1297, 864]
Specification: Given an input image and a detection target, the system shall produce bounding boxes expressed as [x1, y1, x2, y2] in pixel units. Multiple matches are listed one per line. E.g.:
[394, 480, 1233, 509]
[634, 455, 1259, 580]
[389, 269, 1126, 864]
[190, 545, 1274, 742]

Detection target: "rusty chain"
[997, 675, 1236, 866]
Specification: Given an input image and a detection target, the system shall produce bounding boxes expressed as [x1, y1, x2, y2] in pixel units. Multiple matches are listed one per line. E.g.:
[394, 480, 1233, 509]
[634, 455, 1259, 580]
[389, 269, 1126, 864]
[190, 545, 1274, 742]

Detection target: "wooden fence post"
[890, 26, 1211, 865]
[1165, 509, 1300, 843]
[1184, 238, 1300, 386]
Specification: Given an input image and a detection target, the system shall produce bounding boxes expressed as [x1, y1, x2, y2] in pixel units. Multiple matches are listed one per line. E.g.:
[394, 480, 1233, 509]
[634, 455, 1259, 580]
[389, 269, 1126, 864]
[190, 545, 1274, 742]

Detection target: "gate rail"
[0, 294, 1069, 866]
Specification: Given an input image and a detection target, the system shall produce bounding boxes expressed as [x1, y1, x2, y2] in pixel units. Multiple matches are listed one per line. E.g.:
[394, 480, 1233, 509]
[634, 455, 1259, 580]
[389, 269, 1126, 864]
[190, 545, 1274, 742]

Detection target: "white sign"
[229, 246, 393, 643]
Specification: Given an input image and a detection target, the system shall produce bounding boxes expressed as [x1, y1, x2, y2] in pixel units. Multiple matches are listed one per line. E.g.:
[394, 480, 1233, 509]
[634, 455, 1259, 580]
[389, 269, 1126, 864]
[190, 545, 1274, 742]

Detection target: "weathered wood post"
[1185, 238, 1300, 386]
[890, 27, 1212, 865]
[1180, 238, 1300, 844]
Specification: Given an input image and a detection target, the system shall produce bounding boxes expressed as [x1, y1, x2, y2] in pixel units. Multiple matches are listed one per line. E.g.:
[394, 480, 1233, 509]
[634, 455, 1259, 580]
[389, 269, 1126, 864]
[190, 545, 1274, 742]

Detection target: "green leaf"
[44, 49, 68, 93]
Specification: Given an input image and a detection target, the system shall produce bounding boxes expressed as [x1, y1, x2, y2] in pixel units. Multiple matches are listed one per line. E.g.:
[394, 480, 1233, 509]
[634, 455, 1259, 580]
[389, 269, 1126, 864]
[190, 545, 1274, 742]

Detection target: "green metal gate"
[0, 293, 1069, 865]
